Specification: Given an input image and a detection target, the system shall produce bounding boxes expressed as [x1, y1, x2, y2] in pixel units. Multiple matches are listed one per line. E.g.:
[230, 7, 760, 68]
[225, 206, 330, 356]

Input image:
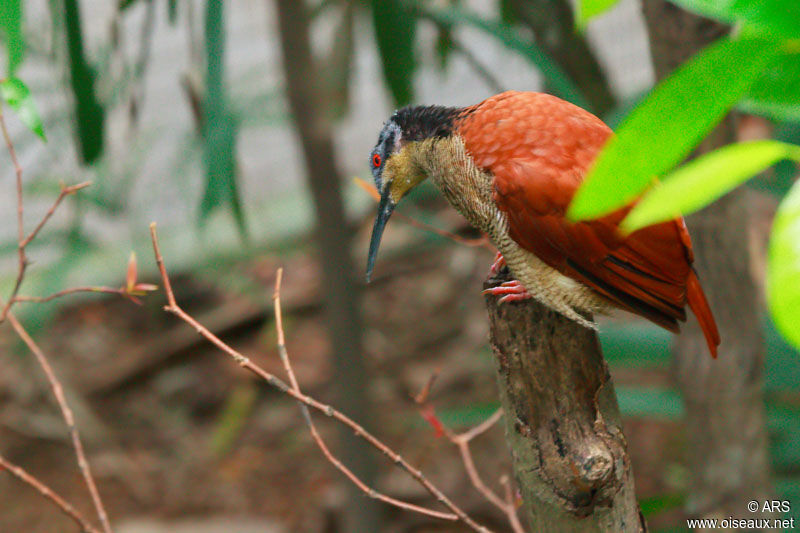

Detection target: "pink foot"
[482, 280, 532, 304]
[488, 252, 506, 277]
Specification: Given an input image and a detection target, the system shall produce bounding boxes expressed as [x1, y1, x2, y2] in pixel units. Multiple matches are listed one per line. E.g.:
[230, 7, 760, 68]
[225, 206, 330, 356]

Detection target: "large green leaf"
[0, 77, 46, 141]
[568, 37, 782, 221]
[668, 0, 800, 39]
[371, 0, 416, 106]
[0, 0, 23, 74]
[576, 0, 621, 29]
[621, 140, 800, 232]
[740, 52, 800, 122]
[414, 4, 590, 110]
[767, 179, 800, 351]
[201, 0, 246, 238]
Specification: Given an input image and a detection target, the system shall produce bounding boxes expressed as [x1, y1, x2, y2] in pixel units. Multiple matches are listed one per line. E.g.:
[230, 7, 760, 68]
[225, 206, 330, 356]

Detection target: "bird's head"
[365, 105, 460, 282]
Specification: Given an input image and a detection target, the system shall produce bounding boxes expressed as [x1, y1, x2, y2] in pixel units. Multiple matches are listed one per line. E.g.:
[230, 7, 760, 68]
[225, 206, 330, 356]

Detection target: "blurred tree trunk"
[505, 0, 616, 115]
[641, 1, 774, 522]
[273, 1, 382, 530]
[485, 273, 644, 532]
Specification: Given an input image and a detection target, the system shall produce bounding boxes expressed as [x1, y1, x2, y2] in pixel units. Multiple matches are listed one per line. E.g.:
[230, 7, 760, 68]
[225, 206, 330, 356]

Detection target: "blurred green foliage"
[568, 37, 782, 220]
[569, 0, 800, 351]
[0, 0, 23, 74]
[621, 140, 800, 231]
[63, 0, 105, 164]
[414, 3, 590, 110]
[668, 0, 800, 39]
[768, 181, 800, 349]
[742, 52, 800, 122]
[200, 0, 246, 238]
[371, 0, 417, 106]
[575, 0, 621, 29]
[0, 77, 46, 141]
[1, 1, 799, 529]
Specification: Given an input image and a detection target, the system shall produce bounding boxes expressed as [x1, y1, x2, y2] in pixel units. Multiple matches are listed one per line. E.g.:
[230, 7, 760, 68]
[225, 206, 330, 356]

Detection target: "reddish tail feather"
[686, 270, 720, 358]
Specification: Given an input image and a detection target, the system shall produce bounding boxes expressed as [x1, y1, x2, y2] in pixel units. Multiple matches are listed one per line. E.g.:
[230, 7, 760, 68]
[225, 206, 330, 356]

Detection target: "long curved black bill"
[365, 193, 395, 283]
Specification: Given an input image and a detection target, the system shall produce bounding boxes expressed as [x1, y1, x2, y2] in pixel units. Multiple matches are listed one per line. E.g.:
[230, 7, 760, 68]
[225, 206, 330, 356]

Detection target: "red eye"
[372, 154, 381, 167]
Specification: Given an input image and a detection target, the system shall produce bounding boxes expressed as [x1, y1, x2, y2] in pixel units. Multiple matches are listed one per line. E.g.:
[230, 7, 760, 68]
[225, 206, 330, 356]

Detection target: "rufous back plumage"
[454, 92, 720, 357]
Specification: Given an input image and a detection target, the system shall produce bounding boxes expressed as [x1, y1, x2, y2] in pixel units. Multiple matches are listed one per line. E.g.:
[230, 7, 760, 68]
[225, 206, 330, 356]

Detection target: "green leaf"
[767, 179, 800, 351]
[0, 77, 46, 141]
[64, 0, 105, 163]
[667, 0, 800, 39]
[201, 0, 246, 238]
[568, 37, 782, 221]
[415, 4, 590, 110]
[371, 0, 416, 106]
[0, 0, 23, 74]
[576, 0, 621, 29]
[621, 140, 800, 232]
[740, 52, 800, 122]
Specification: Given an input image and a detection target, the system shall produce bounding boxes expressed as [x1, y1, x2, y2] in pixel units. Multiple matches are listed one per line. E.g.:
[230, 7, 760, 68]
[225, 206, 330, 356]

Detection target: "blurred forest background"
[0, 0, 798, 532]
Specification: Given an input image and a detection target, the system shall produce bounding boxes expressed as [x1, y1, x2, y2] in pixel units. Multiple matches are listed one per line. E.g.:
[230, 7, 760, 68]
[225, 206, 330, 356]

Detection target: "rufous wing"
[455, 91, 720, 357]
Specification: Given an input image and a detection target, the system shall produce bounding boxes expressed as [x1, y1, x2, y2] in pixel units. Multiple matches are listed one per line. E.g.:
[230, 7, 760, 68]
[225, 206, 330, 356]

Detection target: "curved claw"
[487, 252, 506, 277]
[482, 280, 532, 304]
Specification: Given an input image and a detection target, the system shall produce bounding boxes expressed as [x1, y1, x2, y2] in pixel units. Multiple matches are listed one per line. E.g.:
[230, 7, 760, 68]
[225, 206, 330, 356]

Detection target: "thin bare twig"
[22, 182, 93, 249]
[272, 269, 459, 521]
[0, 453, 101, 533]
[149, 222, 493, 532]
[12, 286, 128, 304]
[501, 475, 525, 533]
[0, 104, 28, 321]
[0, 178, 92, 322]
[0, 105, 110, 532]
[431, 403, 524, 533]
[1, 305, 112, 533]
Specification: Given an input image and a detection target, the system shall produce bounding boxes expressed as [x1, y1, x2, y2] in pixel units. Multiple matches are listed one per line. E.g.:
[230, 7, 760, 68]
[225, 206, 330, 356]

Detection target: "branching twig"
[0, 178, 92, 322]
[273, 269, 458, 521]
[0, 105, 111, 533]
[416, 379, 524, 533]
[2, 305, 112, 533]
[442, 410, 525, 533]
[0, 453, 101, 533]
[0, 104, 28, 321]
[149, 222, 493, 532]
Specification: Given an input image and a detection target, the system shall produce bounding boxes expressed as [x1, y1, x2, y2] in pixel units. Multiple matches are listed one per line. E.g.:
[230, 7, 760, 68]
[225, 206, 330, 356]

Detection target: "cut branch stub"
[484, 270, 644, 533]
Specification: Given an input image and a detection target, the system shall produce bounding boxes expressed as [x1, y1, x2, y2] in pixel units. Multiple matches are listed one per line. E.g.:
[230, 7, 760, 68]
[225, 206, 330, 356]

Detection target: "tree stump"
[484, 271, 644, 532]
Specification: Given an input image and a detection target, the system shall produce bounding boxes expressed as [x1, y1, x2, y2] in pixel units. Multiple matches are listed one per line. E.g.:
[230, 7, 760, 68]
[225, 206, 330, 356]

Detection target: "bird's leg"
[488, 252, 506, 277]
[483, 280, 532, 304]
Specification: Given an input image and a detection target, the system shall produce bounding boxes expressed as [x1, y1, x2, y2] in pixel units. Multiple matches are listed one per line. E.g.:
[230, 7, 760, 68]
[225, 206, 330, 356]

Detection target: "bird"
[365, 91, 720, 358]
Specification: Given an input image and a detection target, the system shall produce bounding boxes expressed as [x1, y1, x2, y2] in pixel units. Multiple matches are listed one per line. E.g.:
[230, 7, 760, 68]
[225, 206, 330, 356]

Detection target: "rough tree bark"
[641, 1, 774, 522]
[273, 1, 382, 530]
[484, 272, 644, 532]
